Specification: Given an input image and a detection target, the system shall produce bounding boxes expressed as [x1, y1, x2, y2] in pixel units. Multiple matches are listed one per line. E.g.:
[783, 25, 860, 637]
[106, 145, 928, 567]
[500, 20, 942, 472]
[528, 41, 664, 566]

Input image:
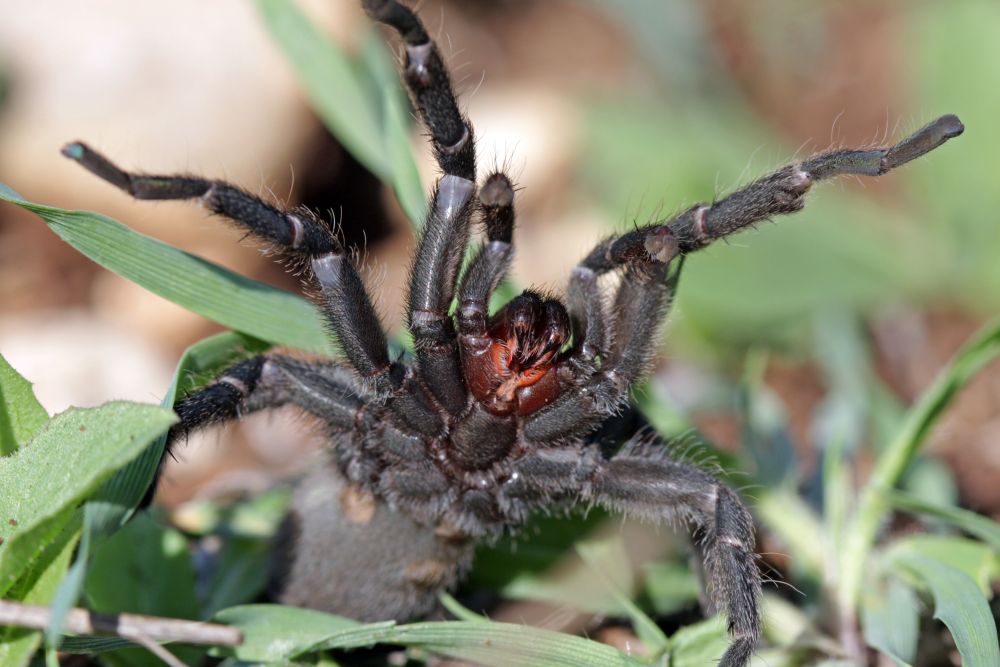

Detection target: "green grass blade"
[0, 519, 81, 667]
[839, 316, 1000, 612]
[217, 604, 645, 666]
[438, 592, 487, 623]
[0, 354, 49, 456]
[0, 183, 22, 200]
[821, 435, 851, 558]
[885, 535, 997, 594]
[860, 578, 918, 667]
[0, 188, 332, 356]
[886, 490, 1000, 551]
[255, 0, 426, 227]
[0, 402, 176, 597]
[304, 620, 646, 667]
[43, 512, 93, 649]
[739, 350, 796, 485]
[888, 553, 1000, 667]
[755, 488, 826, 581]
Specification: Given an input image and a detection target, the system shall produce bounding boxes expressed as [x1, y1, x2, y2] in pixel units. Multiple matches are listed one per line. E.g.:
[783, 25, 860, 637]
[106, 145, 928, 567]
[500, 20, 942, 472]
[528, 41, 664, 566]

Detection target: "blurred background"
[0, 0, 997, 578]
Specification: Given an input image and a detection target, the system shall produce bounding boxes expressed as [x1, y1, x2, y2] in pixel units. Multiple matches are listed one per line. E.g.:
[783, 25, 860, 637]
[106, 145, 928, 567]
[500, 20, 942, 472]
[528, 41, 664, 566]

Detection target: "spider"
[59, 1, 963, 665]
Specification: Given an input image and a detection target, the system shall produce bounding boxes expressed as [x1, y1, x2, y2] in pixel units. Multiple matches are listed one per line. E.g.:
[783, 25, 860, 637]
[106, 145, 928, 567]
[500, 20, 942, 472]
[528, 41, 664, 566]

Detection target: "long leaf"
[255, 0, 385, 182]
[359, 30, 428, 226]
[0, 402, 175, 597]
[35, 333, 271, 652]
[888, 553, 1000, 667]
[885, 490, 1000, 551]
[885, 534, 998, 594]
[217, 604, 644, 666]
[304, 620, 645, 667]
[755, 487, 825, 579]
[576, 539, 669, 655]
[0, 188, 332, 356]
[44, 512, 93, 650]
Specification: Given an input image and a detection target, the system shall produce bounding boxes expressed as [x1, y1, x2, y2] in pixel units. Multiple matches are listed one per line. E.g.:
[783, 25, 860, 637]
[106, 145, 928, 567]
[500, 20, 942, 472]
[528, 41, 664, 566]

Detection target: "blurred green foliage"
[585, 0, 1000, 354]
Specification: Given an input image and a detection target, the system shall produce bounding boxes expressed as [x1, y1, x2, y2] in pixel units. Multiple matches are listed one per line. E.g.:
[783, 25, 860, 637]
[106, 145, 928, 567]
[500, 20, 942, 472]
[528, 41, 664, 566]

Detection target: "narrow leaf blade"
[841, 316, 1000, 611]
[256, 0, 426, 227]
[216, 604, 644, 666]
[0, 189, 332, 355]
[359, 30, 428, 226]
[860, 578, 918, 666]
[305, 620, 645, 667]
[889, 552, 1000, 667]
[0, 402, 176, 596]
[886, 489, 1000, 551]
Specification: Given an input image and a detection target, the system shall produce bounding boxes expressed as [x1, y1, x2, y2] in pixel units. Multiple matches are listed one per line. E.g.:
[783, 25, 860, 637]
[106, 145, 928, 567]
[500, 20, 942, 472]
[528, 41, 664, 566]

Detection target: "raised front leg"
[663, 114, 963, 255]
[526, 115, 963, 443]
[364, 0, 478, 414]
[61, 143, 400, 398]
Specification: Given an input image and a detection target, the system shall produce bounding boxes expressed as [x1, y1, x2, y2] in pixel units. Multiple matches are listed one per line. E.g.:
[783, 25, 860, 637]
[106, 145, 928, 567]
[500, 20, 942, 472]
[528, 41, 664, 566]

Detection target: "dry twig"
[0, 599, 242, 648]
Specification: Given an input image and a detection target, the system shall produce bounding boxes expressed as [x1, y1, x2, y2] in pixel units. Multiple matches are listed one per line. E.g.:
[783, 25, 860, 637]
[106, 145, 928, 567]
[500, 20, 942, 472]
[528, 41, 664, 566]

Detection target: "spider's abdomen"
[272, 460, 473, 620]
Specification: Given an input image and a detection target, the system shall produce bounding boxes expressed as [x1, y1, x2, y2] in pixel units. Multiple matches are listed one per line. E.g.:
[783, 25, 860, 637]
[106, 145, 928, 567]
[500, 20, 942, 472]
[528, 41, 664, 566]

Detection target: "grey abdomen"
[270, 460, 473, 621]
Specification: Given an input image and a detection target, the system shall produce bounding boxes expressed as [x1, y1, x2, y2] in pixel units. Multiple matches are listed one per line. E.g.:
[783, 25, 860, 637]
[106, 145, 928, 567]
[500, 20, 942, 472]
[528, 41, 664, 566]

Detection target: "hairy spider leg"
[665, 114, 964, 254]
[140, 355, 365, 504]
[503, 438, 760, 667]
[365, 0, 479, 415]
[60, 142, 400, 399]
[522, 114, 964, 444]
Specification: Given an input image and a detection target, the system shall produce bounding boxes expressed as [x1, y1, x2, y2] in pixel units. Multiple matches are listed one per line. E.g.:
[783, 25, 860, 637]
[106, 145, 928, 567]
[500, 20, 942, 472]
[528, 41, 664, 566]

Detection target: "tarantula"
[60, 1, 962, 665]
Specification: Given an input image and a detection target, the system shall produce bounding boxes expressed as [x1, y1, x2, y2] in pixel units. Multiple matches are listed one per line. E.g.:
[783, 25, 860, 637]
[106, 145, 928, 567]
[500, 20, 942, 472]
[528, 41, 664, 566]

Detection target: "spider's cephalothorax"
[62, 1, 963, 664]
